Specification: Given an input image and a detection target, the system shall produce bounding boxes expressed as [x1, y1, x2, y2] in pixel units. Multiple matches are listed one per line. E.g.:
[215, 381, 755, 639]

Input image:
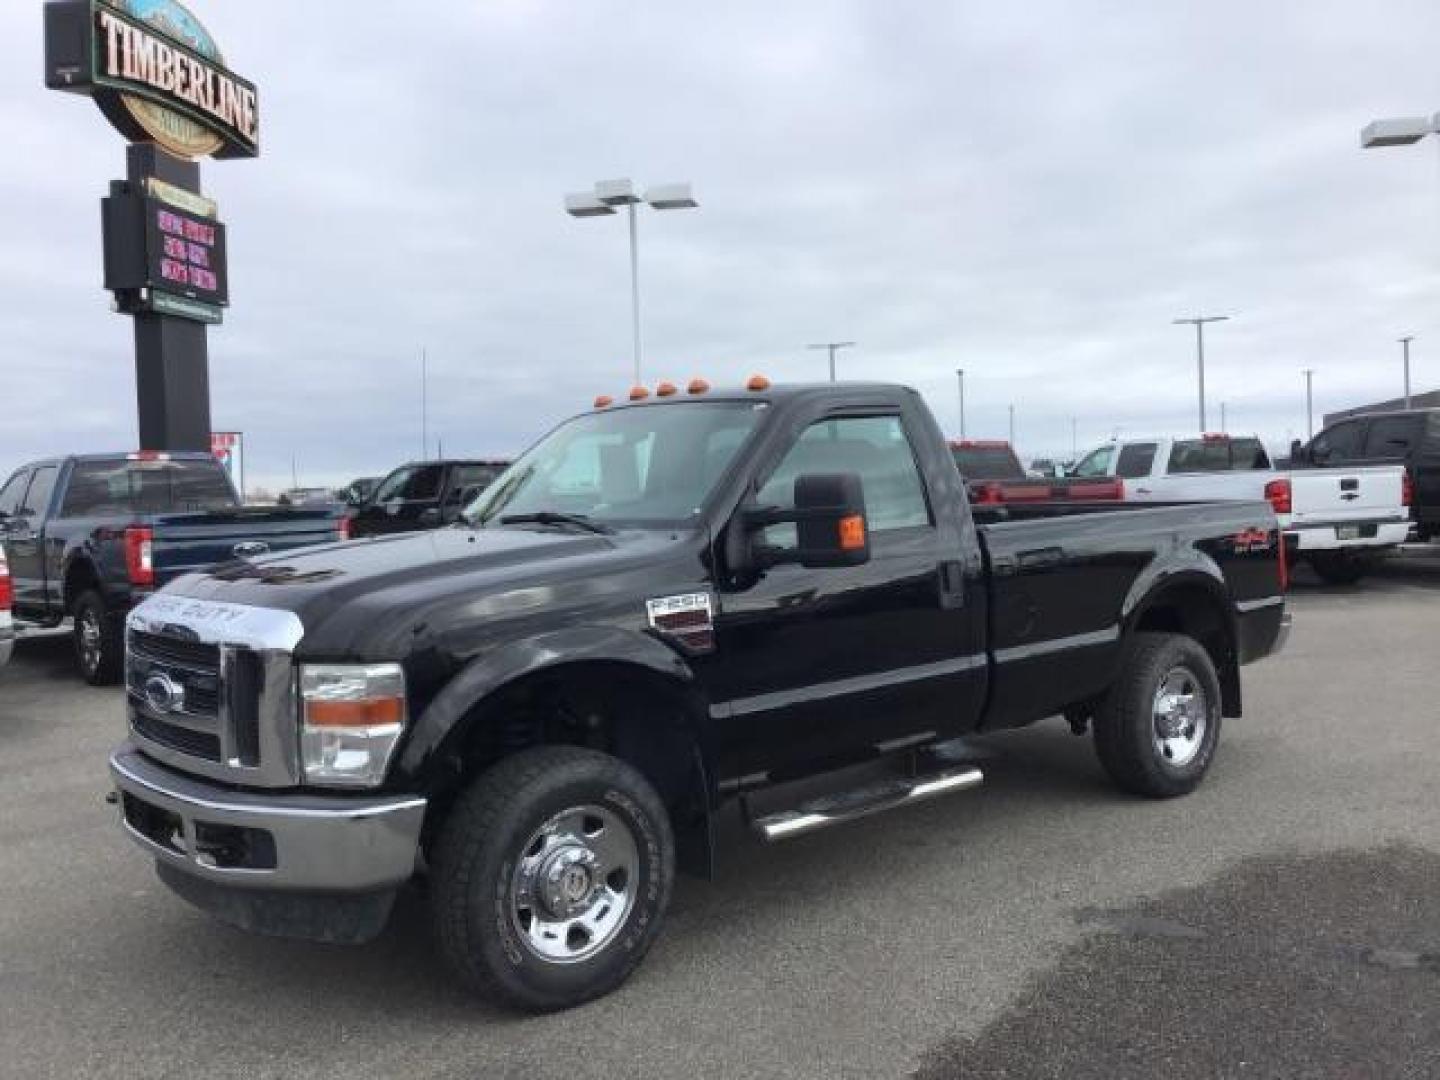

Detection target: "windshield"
[467, 402, 764, 527]
[1070, 445, 1116, 478]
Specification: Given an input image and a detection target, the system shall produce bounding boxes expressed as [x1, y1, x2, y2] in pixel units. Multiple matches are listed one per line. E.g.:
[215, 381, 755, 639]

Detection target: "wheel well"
[62, 559, 99, 611]
[1133, 584, 1240, 716]
[427, 661, 713, 874]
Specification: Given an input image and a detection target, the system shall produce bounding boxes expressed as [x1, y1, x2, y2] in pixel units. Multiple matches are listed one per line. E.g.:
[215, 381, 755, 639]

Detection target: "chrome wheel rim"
[509, 804, 639, 965]
[1152, 666, 1207, 767]
[78, 609, 101, 673]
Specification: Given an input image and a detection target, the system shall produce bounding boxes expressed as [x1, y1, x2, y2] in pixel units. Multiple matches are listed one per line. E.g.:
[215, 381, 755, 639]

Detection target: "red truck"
[949, 440, 1124, 504]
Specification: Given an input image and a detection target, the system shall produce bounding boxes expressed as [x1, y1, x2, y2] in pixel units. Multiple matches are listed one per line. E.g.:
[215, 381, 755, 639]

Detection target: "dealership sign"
[45, 0, 259, 160]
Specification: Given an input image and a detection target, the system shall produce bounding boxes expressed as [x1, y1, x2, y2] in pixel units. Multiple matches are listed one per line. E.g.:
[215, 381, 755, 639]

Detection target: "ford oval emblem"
[143, 672, 185, 715]
[233, 540, 270, 558]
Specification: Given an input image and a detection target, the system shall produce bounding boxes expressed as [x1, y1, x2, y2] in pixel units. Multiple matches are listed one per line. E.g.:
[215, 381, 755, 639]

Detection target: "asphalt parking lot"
[1, 553, 1437, 1080]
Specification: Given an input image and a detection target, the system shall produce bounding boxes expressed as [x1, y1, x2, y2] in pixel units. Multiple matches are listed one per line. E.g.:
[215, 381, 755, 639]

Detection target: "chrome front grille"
[124, 595, 306, 789]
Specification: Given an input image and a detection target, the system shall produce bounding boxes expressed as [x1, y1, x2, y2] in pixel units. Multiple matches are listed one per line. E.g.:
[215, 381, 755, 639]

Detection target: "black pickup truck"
[107, 382, 1288, 1011]
[0, 453, 344, 683]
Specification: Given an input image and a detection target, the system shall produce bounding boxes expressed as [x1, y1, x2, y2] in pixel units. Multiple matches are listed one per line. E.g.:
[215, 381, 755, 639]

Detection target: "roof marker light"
[594, 395, 614, 408]
[687, 378, 711, 395]
[746, 374, 771, 391]
[629, 386, 651, 401]
[656, 381, 678, 397]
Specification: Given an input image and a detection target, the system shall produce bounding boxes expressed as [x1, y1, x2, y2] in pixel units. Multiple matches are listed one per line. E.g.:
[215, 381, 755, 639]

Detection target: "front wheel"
[1093, 632, 1222, 798]
[72, 589, 124, 686]
[430, 746, 674, 1011]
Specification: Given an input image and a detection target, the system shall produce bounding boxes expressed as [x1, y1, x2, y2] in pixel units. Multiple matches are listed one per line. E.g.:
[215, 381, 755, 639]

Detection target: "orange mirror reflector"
[746, 374, 771, 391]
[838, 514, 866, 551]
[656, 381, 678, 397]
[629, 386, 651, 401]
[594, 395, 614, 408]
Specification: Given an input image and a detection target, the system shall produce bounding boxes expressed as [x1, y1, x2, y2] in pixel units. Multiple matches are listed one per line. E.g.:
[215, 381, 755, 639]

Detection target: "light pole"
[1399, 336, 1414, 408]
[1220, 401, 1227, 432]
[565, 179, 698, 386]
[1303, 369, 1315, 440]
[1070, 416, 1077, 459]
[1173, 315, 1229, 431]
[1008, 404, 1015, 445]
[956, 369, 966, 438]
[807, 341, 855, 382]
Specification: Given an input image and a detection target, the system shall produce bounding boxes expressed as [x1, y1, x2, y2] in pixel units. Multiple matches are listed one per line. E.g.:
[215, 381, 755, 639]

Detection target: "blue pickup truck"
[0, 453, 345, 683]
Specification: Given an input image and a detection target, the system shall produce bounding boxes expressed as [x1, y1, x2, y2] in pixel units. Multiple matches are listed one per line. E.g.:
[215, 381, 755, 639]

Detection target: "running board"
[752, 766, 984, 842]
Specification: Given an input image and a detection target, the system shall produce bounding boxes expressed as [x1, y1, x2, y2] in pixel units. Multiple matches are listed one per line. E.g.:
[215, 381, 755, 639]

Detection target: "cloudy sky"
[3, 1, 1438, 490]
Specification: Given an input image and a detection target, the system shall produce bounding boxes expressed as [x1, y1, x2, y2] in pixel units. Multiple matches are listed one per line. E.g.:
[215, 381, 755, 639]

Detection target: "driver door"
[706, 406, 984, 779]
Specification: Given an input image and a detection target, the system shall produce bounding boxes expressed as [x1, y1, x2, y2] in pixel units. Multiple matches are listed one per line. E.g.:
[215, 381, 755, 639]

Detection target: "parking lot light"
[1360, 115, 1436, 148]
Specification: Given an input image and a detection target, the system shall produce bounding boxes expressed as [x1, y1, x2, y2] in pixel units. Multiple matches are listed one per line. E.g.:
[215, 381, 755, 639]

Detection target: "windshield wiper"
[498, 511, 614, 535]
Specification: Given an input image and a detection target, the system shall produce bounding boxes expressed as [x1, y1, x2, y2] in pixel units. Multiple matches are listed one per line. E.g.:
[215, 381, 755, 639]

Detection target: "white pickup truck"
[1069, 435, 1411, 584]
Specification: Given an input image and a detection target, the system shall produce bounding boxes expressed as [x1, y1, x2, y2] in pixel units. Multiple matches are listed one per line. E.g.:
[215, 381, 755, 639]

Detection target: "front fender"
[396, 624, 697, 781]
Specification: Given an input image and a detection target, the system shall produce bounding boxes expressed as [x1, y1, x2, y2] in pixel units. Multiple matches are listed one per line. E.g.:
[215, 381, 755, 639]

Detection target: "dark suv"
[347, 459, 510, 538]
[1299, 409, 1440, 541]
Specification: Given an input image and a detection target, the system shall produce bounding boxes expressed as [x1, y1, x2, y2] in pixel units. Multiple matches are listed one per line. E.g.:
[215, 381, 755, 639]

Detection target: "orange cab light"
[838, 514, 866, 551]
[687, 378, 711, 395]
[746, 374, 771, 391]
[656, 381, 678, 397]
[594, 394, 614, 408]
[305, 697, 404, 728]
[629, 385, 651, 401]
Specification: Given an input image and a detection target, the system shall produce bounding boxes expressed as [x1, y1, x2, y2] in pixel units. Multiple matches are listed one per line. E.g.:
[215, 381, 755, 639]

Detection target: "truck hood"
[167, 524, 664, 657]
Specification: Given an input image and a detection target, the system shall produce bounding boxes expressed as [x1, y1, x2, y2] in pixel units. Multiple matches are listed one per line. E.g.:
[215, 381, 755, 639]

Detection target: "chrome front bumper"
[110, 743, 426, 893]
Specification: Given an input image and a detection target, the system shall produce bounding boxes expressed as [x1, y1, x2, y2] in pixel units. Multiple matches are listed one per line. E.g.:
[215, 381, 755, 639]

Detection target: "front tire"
[1093, 632, 1222, 798]
[72, 589, 123, 686]
[430, 746, 674, 1011]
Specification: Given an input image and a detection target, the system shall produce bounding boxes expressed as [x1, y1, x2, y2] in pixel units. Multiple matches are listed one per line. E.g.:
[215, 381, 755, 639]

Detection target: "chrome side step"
[752, 766, 984, 842]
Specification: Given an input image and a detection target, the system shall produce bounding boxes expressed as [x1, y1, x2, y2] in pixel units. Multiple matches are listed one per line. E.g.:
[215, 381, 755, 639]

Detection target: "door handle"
[1133, 486, 1152, 495]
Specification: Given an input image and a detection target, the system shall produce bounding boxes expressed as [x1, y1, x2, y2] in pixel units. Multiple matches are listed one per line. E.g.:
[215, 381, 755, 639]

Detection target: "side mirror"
[419, 507, 443, 528]
[743, 472, 870, 569]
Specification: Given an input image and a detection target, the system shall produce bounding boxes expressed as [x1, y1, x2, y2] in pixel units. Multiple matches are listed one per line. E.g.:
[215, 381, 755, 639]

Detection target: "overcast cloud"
[3, 0, 1438, 490]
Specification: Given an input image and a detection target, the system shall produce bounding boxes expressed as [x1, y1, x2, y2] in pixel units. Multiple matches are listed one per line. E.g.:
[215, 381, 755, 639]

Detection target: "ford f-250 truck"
[0, 453, 345, 683]
[108, 381, 1289, 1011]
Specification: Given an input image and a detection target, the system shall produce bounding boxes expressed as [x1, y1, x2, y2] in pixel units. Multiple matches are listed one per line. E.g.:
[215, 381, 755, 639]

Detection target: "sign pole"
[127, 144, 211, 451]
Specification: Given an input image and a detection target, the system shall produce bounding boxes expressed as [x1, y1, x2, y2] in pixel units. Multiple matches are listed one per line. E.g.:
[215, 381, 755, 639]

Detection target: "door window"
[1362, 417, 1417, 458]
[1309, 421, 1363, 464]
[758, 415, 930, 545]
[1114, 443, 1157, 479]
[373, 464, 444, 503]
[19, 466, 58, 519]
[0, 470, 29, 518]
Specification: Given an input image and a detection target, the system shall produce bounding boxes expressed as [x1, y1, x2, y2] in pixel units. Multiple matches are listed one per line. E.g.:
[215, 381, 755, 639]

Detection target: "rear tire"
[430, 746, 674, 1011]
[1093, 632, 1222, 798]
[73, 589, 123, 686]
[1308, 551, 1368, 585]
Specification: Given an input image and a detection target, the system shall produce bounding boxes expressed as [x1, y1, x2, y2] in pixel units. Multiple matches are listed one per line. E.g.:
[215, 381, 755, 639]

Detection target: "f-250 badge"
[646, 592, 716, 654]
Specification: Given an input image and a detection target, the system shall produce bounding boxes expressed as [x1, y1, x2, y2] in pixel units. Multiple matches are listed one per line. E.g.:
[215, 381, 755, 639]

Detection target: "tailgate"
[150, 508, 343, 582]
[1287, 466, 1407, 526]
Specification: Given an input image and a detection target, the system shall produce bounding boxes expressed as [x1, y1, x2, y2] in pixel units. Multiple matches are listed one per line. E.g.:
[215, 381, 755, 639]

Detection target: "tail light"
[338, 515, 352, 541]
[0, 548, 12, 611]
[971, 482, 1003, 505]
[1402, 472, 1413, 508]
[124, 526, 154, 588]
[1264, 478, 1292, 515]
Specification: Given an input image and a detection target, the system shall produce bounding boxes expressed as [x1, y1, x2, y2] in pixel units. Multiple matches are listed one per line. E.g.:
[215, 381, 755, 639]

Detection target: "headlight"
[299, 663, 407, 787]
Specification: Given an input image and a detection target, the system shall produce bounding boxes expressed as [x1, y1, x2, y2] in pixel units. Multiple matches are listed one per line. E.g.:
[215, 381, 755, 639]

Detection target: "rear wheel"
[1093, 632, 1222, 798]
[430, 746, 674, 1011]
[72, 589, 123, 686]
[1308, 551, 1369, 585]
